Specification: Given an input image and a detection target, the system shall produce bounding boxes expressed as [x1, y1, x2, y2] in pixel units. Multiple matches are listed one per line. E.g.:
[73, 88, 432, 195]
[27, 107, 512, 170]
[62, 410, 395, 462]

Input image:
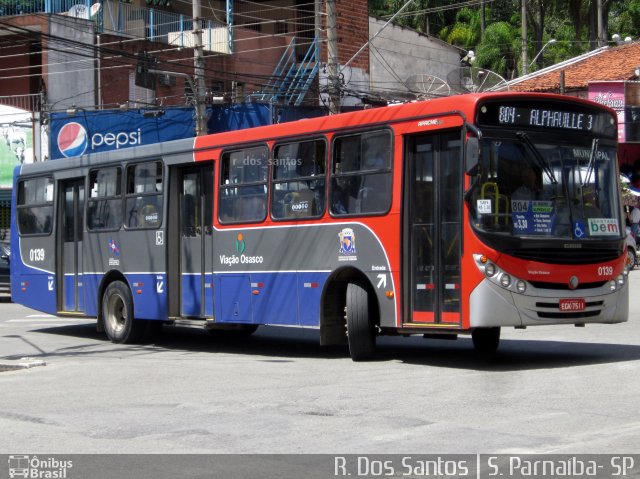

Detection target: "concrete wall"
[368, 17, 461, 100]
[47, 16, 95, 110]
[318, 14, 463, 108]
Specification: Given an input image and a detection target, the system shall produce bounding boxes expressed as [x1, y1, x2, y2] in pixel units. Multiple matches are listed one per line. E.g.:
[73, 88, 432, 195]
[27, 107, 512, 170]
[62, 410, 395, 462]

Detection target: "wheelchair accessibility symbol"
[574, 222, 586, 238]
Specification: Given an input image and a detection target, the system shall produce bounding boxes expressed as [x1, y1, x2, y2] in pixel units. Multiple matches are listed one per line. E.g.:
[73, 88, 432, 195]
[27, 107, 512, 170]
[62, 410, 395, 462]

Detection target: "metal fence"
[0, 94, 42, 113]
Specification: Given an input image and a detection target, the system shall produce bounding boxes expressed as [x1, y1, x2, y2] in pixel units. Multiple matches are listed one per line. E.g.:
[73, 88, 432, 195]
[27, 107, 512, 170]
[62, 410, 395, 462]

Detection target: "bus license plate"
[559, 298, 586, 311]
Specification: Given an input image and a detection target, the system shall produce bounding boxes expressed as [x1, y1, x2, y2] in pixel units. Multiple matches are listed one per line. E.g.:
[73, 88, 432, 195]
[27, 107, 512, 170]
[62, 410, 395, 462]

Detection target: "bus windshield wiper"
[515, 131, 558, 184]
[581, 138, 599, 188]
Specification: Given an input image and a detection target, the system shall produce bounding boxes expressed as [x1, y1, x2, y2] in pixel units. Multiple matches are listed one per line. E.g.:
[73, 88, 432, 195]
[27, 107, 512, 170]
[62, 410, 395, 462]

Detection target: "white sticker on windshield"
[477, 199, 492, 214]
[588, 218, 619, 236]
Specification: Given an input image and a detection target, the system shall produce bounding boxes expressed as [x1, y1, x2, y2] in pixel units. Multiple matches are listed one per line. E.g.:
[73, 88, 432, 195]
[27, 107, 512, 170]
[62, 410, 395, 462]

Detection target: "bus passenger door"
[58, 179, 85, 313]
[178, 165, 214, 318]
[404, 132, 462, 325]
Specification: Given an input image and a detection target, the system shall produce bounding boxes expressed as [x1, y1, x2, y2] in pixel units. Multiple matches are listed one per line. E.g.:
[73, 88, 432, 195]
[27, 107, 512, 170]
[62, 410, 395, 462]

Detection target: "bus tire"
[345, 282, 376, 361]
[626, 247, 636, 271]
[472, 327, 500, 353]
[102, 281, 145, 344]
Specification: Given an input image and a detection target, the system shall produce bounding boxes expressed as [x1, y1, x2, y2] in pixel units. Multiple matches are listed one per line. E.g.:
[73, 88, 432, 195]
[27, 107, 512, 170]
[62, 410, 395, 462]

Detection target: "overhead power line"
[0, 17, 324, 99]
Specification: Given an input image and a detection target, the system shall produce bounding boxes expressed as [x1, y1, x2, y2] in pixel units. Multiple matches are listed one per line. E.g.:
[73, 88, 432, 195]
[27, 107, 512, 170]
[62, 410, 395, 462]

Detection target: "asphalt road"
[1, 273, 639, 455]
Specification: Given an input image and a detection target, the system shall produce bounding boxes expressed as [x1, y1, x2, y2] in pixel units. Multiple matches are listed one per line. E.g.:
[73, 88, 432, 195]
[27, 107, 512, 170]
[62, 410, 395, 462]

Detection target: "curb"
[0, 358, 47, 372]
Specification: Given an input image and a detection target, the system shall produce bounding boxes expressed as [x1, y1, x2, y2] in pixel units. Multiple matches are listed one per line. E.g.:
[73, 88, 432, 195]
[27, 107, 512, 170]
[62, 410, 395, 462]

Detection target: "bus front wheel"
[345, 282, 376, 361]
[472, 327, 501, 353]
[102, 281, 145, 344]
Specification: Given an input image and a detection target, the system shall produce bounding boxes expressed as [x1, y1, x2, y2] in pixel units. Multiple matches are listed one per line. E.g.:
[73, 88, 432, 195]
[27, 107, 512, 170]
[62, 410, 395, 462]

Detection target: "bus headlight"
[473, 254, 528, 295]
[609, 280, 617, 291]
[617, 274, 625, 286]
[485, 263, 496, 277]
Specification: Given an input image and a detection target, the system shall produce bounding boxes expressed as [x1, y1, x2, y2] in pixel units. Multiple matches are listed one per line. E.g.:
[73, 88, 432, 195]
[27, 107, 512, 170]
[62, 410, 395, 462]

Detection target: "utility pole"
[597, 0, 604, 47]
[315, 0, 321, 64]
[193, 0, 207, 136]
[326, 0, 340, 115]
[521, 0, 528, 75]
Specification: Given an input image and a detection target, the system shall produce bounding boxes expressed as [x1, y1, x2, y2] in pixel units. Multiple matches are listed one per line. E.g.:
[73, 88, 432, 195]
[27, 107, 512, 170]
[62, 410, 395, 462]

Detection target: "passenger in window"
[511, 165, 542, 201]
[580, 188, 603, 218]
[331, 177, 349, 214]
[358, 151, 390, 212]
[363, 139, 389, 169]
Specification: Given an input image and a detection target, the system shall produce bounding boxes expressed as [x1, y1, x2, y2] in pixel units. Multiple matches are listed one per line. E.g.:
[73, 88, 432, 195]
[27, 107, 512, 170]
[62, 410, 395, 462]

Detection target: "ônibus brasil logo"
[57, 122, 88, 157]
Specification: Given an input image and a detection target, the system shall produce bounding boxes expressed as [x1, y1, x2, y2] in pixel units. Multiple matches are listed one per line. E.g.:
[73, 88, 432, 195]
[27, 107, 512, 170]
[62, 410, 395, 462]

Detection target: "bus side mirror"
[465, 137, 480, 174]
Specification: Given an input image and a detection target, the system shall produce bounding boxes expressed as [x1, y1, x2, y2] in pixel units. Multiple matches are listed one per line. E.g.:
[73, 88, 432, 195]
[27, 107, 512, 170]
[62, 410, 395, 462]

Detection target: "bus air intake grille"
[528, 281, 608, 290]
[535, 300, 604, 320]
[504, 249, 620, 265]
[535, 301, 604, 309]
[536, 311, 601, 319]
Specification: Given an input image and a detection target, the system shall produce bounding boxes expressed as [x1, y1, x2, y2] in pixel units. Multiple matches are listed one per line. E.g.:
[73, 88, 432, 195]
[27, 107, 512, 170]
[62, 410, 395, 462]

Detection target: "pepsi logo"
[58, 122, 88, 157]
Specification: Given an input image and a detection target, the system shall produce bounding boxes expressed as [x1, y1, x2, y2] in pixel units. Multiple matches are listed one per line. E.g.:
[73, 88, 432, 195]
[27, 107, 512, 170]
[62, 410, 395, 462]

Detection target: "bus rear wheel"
[102, 281, 145, 344]
[472, 327, 500, 353]
[345, 282, 376, 361]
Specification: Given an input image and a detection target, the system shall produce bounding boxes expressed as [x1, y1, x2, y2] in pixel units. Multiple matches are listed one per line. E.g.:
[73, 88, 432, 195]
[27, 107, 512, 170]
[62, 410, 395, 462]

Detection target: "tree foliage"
[475, 22, 518, 79]
[369, 0, 640, 79]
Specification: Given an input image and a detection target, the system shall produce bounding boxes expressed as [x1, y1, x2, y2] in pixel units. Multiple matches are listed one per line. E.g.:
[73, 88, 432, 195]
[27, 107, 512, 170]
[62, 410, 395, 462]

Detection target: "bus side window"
[16, 176, 54, 236]
[87, 167, 123, 231]
[330, 130, 392, 216]
[219, 146, 268, 224]
[124, 161, 163, 230]
[271, 139, 326, 220]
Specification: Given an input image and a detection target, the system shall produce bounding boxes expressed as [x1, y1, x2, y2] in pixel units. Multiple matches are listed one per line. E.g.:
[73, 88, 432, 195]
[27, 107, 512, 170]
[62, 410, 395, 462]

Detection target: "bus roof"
[193, 91, 613, 151]
[17, 92, 614, 177]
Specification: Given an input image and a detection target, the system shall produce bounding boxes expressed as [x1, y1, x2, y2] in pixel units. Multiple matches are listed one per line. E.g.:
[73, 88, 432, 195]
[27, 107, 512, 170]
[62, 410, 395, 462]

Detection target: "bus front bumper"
[469, 277, 629, 328]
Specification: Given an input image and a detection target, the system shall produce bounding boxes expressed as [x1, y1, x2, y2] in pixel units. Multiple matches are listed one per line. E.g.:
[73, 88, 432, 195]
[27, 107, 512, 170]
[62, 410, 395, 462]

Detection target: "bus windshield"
[468, 136, 621, 240]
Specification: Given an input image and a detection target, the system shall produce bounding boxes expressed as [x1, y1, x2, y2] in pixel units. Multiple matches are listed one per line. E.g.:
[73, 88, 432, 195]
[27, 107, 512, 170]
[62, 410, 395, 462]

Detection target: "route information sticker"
[512, 200, 556, 235]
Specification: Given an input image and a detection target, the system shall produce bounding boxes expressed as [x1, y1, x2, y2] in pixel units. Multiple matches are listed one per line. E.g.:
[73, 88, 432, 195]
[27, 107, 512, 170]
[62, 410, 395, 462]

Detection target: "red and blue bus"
[10, 92, 628, 360]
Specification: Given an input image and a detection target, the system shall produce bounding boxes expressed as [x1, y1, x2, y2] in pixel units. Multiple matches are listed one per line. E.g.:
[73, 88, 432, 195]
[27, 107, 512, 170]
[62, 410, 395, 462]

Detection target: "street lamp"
[529, 39, 557, 69]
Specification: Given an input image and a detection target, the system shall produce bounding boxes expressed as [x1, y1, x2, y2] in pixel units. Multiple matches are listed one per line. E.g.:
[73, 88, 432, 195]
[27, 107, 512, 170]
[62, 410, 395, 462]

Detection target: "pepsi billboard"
[50, 108, 195, 160]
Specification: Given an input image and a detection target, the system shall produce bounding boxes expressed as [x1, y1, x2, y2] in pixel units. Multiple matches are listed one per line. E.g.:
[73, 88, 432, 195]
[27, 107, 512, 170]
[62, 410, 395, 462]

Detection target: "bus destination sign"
[477, 101, 616, 137]
[498, 106, 593, 131]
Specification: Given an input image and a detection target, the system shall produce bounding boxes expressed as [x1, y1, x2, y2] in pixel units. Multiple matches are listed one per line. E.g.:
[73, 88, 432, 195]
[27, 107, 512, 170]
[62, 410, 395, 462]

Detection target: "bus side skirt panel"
[12, 271, 58, 315]
[127, 273, 168, 320]
[213, 271, 327, 326]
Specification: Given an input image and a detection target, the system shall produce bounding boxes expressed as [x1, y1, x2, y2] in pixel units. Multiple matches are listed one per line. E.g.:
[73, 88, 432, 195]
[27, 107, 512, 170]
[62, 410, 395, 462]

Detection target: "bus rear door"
[404, 132, 462, 326]
[173, 165, 214, 318]
[57, 178, 85, 313]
